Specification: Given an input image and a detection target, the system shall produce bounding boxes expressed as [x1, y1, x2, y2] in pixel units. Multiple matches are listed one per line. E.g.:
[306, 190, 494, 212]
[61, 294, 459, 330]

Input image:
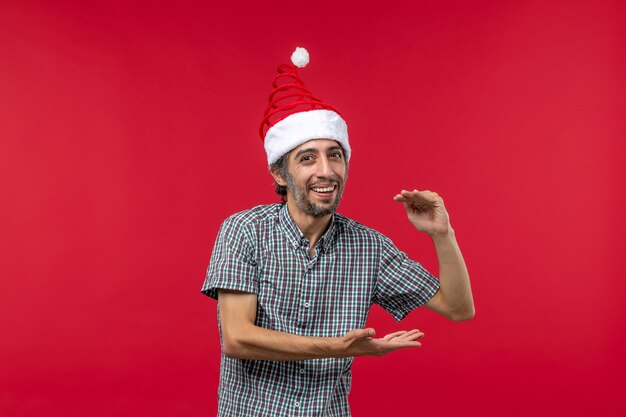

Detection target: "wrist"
[428, 226, 455, 241]
[314, 336, 344, 358]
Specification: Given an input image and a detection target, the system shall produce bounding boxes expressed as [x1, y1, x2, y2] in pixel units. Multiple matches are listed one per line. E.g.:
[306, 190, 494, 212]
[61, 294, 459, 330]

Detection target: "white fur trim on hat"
[264, 109, 350, 165]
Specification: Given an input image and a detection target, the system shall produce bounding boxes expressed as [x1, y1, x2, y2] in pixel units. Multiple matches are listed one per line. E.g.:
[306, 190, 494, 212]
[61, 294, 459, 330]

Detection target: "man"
[202, 47, 474, 417]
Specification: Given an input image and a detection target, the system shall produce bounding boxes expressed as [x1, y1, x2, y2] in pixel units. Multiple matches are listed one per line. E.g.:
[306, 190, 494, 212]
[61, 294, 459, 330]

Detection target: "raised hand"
[340, 328, 424, 357]
[393, 189, 450, 237]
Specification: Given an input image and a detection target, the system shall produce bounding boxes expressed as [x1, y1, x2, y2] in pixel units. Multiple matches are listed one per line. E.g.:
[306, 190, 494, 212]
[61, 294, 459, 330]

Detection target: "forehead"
[290, 139, 342, 156]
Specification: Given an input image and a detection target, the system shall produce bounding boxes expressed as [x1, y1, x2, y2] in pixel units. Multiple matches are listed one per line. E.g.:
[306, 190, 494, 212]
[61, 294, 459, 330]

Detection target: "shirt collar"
[278, 203, 337, 253]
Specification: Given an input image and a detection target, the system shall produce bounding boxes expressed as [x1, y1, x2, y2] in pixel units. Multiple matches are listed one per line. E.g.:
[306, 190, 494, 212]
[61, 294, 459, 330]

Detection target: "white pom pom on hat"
[290, 47, 310, 68]
[259, 47, 350, 166]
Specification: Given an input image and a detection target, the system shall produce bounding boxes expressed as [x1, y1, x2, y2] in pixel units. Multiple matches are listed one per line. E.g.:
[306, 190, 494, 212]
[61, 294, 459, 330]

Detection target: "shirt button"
[300, 368, 305, 374]
[295, 401, 300, 408]
[304, 302, 310, 308]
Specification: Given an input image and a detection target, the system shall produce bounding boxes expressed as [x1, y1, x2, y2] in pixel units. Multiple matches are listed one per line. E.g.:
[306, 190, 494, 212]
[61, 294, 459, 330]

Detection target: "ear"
[270, 166, 287, 186]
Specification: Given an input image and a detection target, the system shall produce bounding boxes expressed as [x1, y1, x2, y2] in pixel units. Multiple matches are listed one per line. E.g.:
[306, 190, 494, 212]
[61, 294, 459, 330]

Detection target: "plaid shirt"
[202, 203, 439, 417]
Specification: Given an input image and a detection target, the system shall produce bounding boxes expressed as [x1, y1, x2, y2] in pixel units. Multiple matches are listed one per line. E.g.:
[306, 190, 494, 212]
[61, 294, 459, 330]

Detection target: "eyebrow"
[293, 146, 343, 160]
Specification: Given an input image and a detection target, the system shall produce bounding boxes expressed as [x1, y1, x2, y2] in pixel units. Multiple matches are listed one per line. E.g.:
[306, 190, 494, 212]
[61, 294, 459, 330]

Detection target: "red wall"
[1, 1, 625, 416]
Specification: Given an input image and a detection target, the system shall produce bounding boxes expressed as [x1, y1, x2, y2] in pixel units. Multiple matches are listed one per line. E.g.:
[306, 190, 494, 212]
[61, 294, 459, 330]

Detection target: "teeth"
[312, 186, 335, 193]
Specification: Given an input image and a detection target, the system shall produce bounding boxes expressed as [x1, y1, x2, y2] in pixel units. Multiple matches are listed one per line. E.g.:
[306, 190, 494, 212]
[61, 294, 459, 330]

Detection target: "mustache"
[309, 177, 342, 187]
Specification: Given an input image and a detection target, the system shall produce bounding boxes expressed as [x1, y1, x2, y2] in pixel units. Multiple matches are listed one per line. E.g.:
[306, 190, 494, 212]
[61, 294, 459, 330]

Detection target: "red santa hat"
[259, 47, 350, 165]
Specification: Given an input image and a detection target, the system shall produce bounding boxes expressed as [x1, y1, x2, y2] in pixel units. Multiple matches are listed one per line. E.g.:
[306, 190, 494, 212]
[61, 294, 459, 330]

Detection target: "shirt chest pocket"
[256, 254, 305, 331]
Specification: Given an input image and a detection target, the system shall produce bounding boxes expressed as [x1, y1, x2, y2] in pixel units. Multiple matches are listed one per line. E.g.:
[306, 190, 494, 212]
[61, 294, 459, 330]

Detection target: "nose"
[316, 155, 333, 178]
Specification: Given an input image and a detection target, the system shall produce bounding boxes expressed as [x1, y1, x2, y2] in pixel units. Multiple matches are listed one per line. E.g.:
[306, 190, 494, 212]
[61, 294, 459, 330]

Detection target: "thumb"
[352, 328, 376, 339]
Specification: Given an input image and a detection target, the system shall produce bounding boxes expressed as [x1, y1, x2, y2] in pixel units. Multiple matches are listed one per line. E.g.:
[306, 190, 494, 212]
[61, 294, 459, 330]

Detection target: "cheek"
[292, 165, 308, 176]
[292, 167, 315, 183]
[333, 164, 347, 180]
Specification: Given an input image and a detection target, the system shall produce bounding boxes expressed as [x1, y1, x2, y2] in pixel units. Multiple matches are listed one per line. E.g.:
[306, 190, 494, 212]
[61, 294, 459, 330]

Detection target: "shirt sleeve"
[201, 216, 259, 299]
[373, 236, 440, 322]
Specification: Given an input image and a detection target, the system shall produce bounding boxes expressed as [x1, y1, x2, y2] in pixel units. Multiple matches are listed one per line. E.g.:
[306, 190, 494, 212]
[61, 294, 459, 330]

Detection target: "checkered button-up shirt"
[202, 203, 439, 417]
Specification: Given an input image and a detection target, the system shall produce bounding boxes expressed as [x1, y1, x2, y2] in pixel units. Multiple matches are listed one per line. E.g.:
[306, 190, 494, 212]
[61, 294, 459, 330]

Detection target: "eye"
[300, 155, 314, 163]
[329, 151, 343, 159]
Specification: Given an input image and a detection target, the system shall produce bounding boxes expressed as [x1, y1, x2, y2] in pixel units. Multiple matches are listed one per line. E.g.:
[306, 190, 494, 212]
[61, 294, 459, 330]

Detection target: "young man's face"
[277, 139, 348, 218]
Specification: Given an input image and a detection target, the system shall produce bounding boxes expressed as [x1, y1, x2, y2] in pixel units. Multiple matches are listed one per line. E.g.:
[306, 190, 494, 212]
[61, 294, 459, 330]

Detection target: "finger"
[360, 328, 375, 338]
[404, 189, 427, 196]
[396, 330, 425, 341]
[398, 189, 420, 197]
[345, 328, 375, 341]
[382, 331, 408, 341]
[394, 196, 411, 204]
[403, 189, 440, 200]
[388, 329, 424, 342]
[394, 190, 413, 200]
[389, 341, 422, 349]
[398, 328, 420, 336]
[413, 193, 437, 202]
[401, 191, 432, 203]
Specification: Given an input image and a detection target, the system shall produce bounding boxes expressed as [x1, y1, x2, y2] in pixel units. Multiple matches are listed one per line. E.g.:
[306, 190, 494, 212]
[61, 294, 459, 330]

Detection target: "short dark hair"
[269, 153, 289, 202]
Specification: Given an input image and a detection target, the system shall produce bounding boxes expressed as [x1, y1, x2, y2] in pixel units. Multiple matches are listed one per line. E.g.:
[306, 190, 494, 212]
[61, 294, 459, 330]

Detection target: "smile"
[311, 185, 337, 193]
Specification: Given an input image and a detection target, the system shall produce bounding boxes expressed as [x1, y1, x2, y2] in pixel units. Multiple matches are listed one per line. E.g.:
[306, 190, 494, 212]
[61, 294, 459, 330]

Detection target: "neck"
[285, 199, 332, 251]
